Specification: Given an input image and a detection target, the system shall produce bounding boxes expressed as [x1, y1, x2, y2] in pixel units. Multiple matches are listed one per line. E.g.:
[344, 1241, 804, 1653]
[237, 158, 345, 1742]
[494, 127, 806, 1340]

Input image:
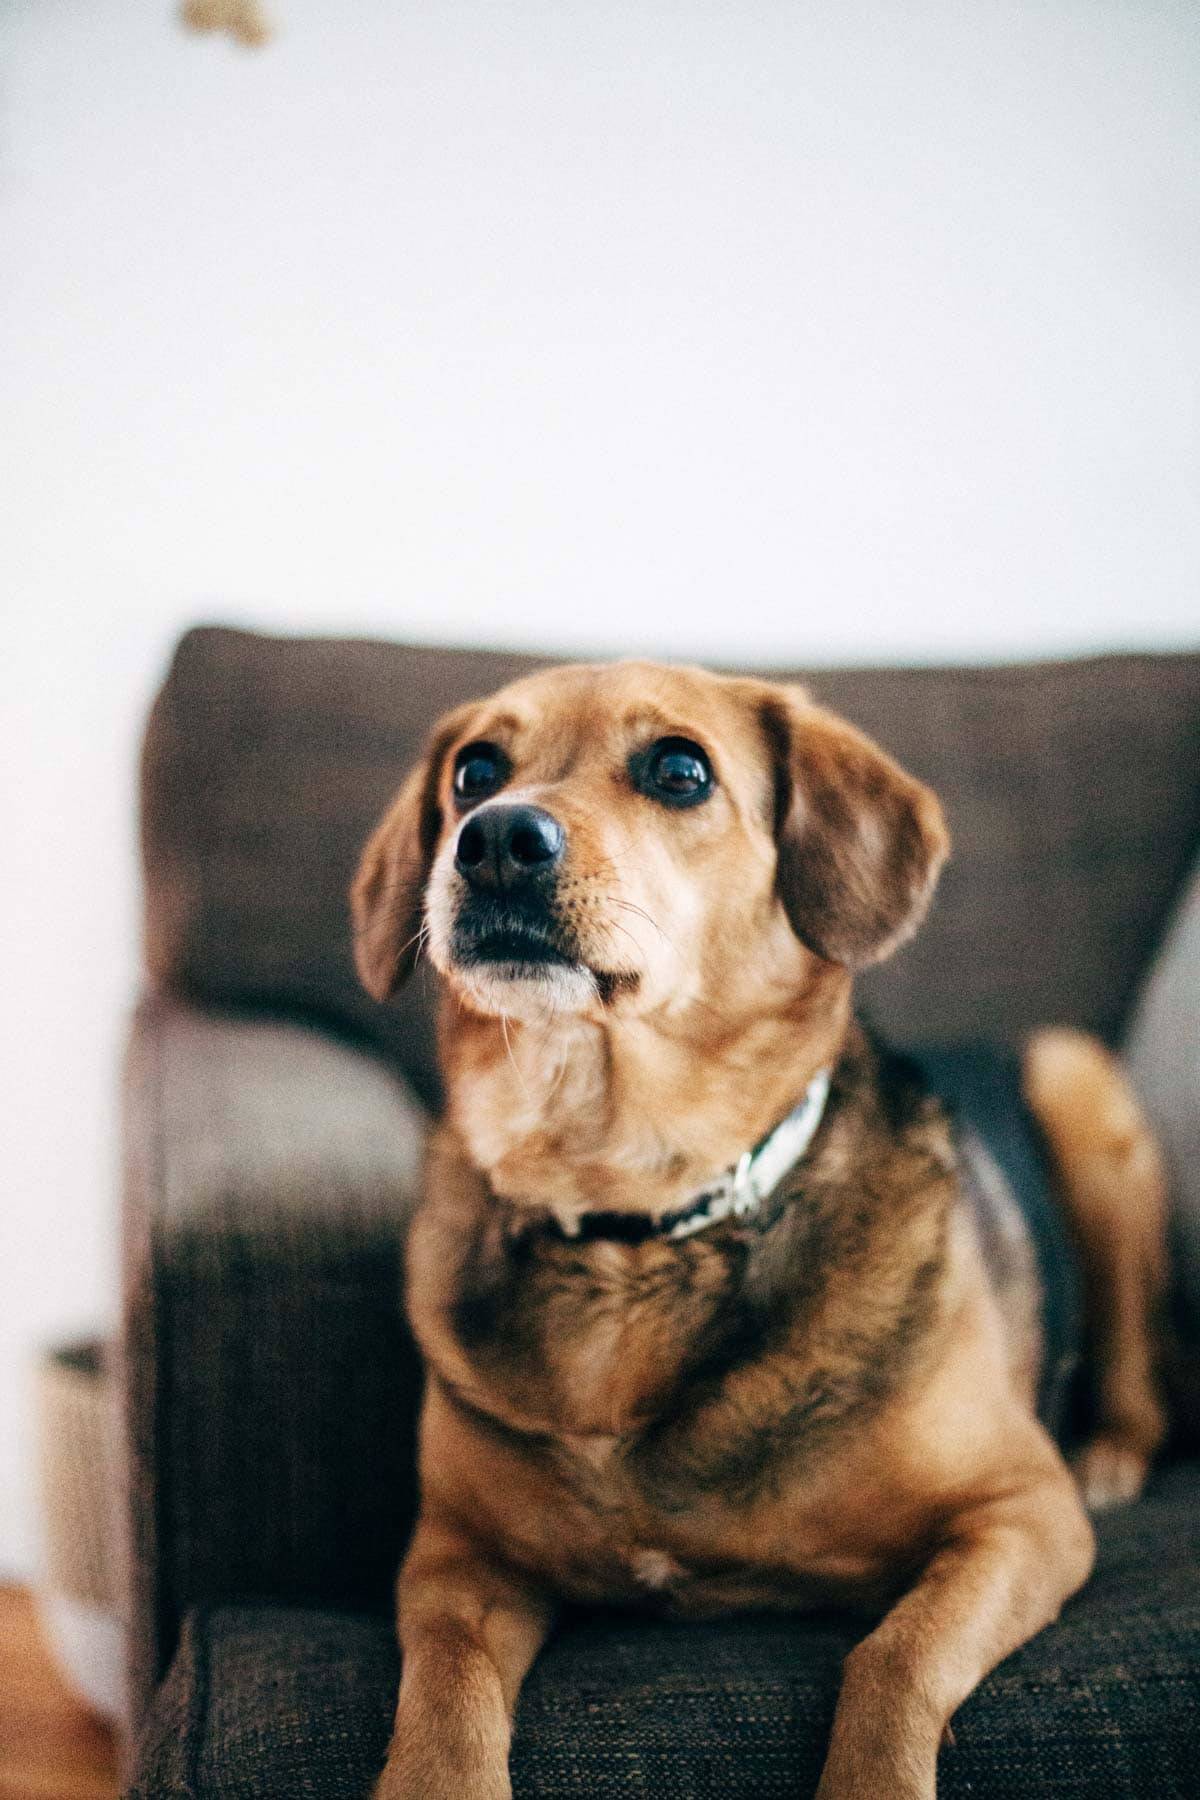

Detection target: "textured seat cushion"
[130, 1463, 1200, 1799]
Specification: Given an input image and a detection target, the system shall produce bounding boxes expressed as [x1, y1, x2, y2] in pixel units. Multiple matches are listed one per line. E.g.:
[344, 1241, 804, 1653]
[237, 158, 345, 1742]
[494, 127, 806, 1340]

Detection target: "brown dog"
[351, 660, 1170, 1800]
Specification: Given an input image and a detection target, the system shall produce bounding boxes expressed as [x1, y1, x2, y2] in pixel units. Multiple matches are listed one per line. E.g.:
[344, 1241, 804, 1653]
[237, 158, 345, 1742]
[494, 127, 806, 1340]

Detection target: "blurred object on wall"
[33, 1341, 126, 1725]
[180, 0, 275, 49]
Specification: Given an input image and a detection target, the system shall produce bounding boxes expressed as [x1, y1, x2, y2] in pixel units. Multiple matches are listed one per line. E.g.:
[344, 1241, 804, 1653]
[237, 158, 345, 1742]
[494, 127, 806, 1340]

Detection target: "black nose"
[454, 804, 566, 892]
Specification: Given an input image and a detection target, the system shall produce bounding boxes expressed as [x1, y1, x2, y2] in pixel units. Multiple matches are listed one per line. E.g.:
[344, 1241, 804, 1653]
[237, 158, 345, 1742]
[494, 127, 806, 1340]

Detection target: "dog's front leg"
[815, 1462, 1094, 1800]
[375, 1514, 553, 1800]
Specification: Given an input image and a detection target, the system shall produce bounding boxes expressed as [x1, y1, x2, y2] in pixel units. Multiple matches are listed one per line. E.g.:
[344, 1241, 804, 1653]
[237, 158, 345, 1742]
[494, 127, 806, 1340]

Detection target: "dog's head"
[351, 661, 948, 1025]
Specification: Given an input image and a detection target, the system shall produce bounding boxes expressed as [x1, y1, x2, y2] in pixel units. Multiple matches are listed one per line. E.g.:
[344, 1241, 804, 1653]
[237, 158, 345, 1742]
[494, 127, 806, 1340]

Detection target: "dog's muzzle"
[451, 804, 575, 971]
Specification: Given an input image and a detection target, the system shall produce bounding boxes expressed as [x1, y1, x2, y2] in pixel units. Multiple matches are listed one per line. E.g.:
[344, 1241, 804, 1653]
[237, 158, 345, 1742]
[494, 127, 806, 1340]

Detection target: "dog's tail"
[1023, 1027, 1172, 1507]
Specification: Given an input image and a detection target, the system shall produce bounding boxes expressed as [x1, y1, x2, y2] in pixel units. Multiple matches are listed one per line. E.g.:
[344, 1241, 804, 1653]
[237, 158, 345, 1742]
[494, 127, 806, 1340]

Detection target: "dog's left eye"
[637, 738, 714, 807]
[453, 742, 509, 803]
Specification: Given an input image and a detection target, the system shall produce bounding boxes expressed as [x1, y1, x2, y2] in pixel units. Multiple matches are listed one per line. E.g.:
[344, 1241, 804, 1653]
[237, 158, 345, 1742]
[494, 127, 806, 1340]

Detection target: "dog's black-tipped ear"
[350, 709, 472, 1001]
[760, 686, 949, 971]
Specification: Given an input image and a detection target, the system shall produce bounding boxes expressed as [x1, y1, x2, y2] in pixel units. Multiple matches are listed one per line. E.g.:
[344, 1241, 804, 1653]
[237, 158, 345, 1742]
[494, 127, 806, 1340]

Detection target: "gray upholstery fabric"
[140, 630, 1200, 1108]
[122, 997, 428, 1723]
[1125, 855, 1200, 1335]
[129, 1461, 1200, 1799]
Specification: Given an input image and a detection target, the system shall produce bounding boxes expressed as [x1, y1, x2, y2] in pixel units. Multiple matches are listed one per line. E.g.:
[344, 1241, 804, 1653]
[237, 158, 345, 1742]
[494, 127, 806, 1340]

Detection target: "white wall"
[1, 0, 1197, 1577]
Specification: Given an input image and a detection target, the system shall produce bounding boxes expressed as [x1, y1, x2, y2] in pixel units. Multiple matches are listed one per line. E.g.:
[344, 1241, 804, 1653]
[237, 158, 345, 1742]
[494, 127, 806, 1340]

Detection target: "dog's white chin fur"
[446, 959, 599, 1023]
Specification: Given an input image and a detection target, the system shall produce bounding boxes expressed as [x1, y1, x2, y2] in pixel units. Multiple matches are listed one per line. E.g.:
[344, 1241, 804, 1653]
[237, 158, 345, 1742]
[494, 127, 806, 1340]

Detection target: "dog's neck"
[440, 963, 852, 1220]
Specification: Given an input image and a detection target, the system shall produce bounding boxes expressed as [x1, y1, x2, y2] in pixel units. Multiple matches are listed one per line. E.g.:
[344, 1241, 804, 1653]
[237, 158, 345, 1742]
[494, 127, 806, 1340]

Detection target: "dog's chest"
[419, 1161, 944, 1517]
[412, 1078, 957, 1613]
[440, 1226, 746, 1437]
[488, 1421, 913, 1616]
[427, 1252, 927, 1614]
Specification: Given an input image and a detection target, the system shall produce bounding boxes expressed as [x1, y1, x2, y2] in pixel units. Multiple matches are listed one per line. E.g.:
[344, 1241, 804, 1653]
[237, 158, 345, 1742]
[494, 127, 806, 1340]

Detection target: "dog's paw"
[1072, 1433, 1150, 1511]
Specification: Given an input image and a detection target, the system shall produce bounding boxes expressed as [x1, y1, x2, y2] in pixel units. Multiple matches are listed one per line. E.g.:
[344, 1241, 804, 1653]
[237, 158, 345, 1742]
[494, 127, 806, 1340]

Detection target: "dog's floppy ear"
[350, 707, 473, 1001]
[760, 686, 949, 970]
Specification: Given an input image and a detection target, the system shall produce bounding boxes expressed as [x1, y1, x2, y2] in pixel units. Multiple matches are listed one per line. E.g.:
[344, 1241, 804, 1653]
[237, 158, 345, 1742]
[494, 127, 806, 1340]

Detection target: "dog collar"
[543, 1069, 832, 1247]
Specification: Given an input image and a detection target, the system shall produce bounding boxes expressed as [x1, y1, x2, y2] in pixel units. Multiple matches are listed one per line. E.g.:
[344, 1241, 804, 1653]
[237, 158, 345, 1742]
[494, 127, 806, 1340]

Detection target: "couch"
[123, 629, 1200, 1797]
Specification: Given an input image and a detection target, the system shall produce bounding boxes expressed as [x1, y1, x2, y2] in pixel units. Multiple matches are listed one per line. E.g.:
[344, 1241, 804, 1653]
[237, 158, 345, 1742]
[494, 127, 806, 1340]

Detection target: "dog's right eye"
[453, 742, 509, 804]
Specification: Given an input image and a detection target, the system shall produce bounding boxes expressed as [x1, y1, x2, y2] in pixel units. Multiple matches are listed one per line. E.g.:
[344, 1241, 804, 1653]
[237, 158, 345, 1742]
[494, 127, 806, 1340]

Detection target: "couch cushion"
[129, 1462, 1200, 1799]
[140, 629, 1200, 1108]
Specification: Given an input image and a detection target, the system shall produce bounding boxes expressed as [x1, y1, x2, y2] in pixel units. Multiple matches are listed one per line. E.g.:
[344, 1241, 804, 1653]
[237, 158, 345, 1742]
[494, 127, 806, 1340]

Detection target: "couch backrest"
[141, 628, 1200, 1107]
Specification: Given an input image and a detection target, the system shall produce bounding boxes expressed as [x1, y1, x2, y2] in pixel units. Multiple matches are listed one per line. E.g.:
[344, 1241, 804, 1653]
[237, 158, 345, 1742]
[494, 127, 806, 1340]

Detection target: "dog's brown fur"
[351, 660, 1170, 1800]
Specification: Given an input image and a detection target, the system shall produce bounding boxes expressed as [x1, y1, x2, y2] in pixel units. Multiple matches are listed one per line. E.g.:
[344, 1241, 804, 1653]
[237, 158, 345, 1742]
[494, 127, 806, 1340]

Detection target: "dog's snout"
[455, 804, 566, 892]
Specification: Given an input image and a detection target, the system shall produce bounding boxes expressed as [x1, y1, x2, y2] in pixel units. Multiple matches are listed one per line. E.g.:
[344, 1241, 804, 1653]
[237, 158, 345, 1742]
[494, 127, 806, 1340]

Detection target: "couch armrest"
[121, 997, 427, 1725]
